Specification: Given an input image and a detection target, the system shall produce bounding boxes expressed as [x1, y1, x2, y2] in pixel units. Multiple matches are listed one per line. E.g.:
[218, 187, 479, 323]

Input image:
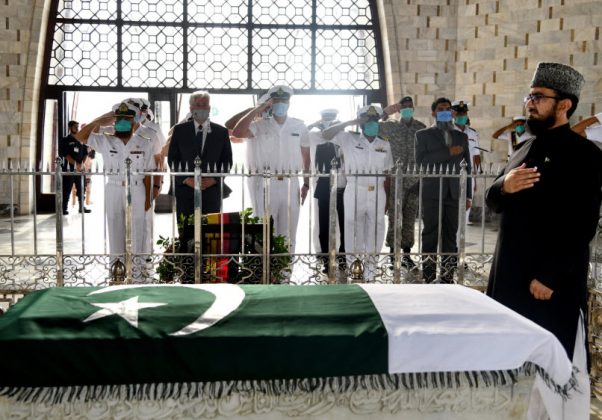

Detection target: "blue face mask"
[515, 124, 526, 134]
[114, 119, 132, 132]
[362, 120, 379, 137]
[454, 115, 468, 125]
[436, 111, 452, 123]
[272, 102, 289, 117]
[400, 108, 414, 120]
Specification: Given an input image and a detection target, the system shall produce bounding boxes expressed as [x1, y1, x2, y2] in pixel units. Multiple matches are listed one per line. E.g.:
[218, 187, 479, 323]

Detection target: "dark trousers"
[317, 188, 346, 264]
[176, 186, 222, 283]
[421, 196, 459, 282]
[62, 171, 84, 211]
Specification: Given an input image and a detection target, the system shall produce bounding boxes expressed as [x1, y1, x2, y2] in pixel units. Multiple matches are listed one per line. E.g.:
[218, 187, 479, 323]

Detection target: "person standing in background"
[380, 96, 425, 270]
[59, 120, 90, 215]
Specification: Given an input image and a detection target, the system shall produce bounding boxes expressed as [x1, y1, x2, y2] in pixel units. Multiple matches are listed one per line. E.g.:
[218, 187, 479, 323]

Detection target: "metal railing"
[0, 158, 600, 291]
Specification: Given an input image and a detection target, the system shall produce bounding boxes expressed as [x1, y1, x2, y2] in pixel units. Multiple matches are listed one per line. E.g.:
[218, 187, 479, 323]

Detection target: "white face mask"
[192, 109, 210, 123]
[134, 113, 145, 124]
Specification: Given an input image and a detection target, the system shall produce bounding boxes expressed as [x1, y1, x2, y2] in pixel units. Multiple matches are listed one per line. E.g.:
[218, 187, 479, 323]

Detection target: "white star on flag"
[84, 296, 166, 328]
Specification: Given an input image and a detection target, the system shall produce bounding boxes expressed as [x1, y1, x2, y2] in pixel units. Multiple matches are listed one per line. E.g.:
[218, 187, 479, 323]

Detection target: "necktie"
[196, 127, 204, 155]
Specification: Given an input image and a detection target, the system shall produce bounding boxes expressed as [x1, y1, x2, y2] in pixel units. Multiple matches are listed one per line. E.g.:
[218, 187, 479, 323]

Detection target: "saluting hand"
[502, 163, 540, 194]
[383, 103, 401, 116]
[530, 279, 553, 300]
[93, 111, 115, 127]
[257, 99, 273, 113]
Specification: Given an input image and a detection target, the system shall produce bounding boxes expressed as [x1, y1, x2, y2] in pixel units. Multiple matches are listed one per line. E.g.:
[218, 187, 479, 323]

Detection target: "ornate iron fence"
[0, 158, 599, 291]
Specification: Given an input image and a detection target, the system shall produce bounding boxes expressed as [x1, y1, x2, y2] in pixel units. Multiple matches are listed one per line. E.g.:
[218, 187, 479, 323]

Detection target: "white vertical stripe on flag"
[358, 284, 572, 386]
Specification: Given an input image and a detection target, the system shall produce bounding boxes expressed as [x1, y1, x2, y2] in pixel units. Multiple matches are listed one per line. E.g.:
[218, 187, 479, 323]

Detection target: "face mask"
[515, 124, 526, 134]
[134, 113, 145, 124]
[192, 109, 210, 122]
[114, 119, 132, 133]
[272, 102, 289, 117]
[454, 115, 468, 125]
[362, 121, 379, 137]
[436, 110, 453, 122]
[400, 108, 414, 120]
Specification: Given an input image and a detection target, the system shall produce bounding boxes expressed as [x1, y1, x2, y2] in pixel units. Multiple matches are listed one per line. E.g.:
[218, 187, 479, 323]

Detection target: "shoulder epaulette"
[136, 133, 152, 141]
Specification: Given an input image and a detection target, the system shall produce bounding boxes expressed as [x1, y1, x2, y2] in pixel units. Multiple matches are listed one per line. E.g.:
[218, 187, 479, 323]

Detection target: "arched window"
[37, 0, 385, 206]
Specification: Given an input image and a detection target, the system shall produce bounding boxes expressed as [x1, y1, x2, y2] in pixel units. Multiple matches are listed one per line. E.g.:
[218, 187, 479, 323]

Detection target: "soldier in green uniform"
[380, 96, 426, 269]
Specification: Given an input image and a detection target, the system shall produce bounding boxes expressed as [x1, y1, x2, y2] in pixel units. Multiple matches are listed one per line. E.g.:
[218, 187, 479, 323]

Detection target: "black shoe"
[62, 210, 68, 215]
[79, 207, 91, 213]
[401, 255, 416, 269]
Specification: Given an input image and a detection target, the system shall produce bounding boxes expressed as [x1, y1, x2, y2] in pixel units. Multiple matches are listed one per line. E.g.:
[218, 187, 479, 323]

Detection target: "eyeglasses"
[523, 93, 562, 104]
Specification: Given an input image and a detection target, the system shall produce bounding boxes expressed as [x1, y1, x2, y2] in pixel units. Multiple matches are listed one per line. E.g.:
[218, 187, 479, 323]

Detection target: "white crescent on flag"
[88, 284, 245, 336]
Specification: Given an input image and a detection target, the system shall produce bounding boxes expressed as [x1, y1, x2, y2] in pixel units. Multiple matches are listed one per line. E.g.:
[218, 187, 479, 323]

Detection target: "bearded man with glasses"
[486, 62, 602, 418]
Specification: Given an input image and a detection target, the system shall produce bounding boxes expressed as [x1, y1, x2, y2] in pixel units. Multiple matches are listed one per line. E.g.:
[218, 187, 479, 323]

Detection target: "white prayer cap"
[513, 116, 527, 121]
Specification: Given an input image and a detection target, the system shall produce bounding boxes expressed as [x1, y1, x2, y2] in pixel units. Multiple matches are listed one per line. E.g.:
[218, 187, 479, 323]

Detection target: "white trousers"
[344, 181, 386, 281]
[254, 178, 300, 253]
[144, 200, 154, 255]
[527, 312, 590, 420]
[105, 183, 150, 281]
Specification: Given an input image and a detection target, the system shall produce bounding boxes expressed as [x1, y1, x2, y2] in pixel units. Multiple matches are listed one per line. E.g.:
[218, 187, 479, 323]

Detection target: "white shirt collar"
[194, 119, 211, 134]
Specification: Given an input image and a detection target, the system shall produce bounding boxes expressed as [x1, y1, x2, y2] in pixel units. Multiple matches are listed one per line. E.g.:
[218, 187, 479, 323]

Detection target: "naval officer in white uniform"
[232, 85, 311, 253]
[74, 102, 155, 281]
[322, 105, 393, 281]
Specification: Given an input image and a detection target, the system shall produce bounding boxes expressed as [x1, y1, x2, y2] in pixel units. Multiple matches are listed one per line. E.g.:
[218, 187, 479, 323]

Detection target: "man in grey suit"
[167, 91, 233, 256]
[415, 97, 472, 283]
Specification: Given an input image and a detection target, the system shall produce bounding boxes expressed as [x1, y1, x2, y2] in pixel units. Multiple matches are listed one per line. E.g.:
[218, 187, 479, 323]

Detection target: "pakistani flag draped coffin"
[0, 284, 575, 402]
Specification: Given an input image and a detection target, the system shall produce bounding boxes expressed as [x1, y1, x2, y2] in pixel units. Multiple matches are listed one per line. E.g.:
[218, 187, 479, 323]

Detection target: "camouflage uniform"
[379, 118, 426, 250]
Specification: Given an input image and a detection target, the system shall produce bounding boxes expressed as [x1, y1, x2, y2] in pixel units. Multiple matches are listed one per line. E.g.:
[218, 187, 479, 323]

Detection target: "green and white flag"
[0, 284, 574, 402]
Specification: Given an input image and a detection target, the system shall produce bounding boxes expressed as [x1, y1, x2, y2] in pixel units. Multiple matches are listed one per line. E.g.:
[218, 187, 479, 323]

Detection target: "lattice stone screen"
[48, 0, 381, 91]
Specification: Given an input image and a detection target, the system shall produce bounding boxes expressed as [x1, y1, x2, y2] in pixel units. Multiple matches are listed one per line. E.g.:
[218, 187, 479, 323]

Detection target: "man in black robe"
[486, 63, 602, 411]
[486, 62, 602, 359]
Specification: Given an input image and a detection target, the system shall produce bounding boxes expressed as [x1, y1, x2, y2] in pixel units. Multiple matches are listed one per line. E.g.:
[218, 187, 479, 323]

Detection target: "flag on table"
[0, 284, 575, 402]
